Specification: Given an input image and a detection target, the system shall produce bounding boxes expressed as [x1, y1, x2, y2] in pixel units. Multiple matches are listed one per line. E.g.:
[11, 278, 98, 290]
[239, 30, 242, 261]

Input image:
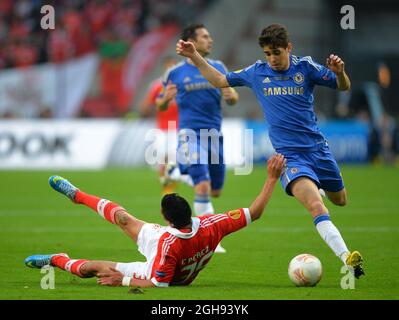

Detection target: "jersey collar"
[165, 217, 200, 239]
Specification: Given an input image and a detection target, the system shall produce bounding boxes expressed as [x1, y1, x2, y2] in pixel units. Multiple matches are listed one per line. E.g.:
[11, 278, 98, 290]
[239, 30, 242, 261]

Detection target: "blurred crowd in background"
[0, 0, 398, 165]
[0, 0, 213, 69]
[0, 0, 213, 119]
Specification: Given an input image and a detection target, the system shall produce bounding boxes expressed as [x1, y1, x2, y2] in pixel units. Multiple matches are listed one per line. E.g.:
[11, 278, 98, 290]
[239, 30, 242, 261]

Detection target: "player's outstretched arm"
[326, 54, 351, 91]
[249, 154, 286, 221]
[176, 39, 229, 88]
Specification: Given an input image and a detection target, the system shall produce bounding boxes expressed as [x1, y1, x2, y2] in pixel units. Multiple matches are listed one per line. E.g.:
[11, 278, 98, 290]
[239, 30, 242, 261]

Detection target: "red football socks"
[75, 191, 124, 224]
[51, 255, 88, 278]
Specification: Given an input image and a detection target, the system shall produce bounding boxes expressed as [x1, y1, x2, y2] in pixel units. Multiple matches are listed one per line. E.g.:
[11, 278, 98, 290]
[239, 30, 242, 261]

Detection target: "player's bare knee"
[309, 200, 327, 216]
[79, 262, 95, 277]
[195, 181, 210, 195]
[79, 262, 89, 275]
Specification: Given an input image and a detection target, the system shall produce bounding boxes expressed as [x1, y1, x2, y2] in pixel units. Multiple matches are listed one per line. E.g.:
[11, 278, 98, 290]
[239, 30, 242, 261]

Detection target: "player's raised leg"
[48, 176, 146, 242]
[49, 175, 121, 224]
[290, 177, 364, 278]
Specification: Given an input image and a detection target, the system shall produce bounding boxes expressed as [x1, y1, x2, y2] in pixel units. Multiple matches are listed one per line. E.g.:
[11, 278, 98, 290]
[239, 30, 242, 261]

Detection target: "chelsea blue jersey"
[226, 55, 337, 151]
[162, 59, 228, 131]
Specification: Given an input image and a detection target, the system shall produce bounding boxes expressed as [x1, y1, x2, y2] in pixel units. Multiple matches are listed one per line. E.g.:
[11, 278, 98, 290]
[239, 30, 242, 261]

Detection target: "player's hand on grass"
[176, 40, 196, 58]
[326, 54, 345, 75]
[267, 154, 286, 180]
[97, 267, 124, 286]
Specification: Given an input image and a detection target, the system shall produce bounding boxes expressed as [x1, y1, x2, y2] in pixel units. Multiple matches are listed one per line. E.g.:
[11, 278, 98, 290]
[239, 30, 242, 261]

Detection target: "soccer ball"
[288, 254, 323, 287]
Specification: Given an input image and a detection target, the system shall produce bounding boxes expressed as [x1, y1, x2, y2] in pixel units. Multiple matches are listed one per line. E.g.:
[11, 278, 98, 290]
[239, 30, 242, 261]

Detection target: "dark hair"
[258, 24, 290, 48]
[181, 23, 205, 41]
[161, 193, 192, 228]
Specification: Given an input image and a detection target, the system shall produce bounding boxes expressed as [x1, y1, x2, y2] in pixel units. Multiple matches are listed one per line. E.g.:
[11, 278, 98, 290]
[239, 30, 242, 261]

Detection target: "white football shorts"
[115, 223, 166, 279]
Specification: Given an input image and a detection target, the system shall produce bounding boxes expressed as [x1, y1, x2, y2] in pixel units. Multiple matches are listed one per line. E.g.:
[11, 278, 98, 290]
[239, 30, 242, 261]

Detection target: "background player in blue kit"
[157, 24, 239, 253]
[176, 23, 364, 277]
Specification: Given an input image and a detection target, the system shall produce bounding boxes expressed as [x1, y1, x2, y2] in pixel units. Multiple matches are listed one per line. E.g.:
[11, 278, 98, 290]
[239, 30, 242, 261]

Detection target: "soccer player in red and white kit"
[24, 154, 285, 288]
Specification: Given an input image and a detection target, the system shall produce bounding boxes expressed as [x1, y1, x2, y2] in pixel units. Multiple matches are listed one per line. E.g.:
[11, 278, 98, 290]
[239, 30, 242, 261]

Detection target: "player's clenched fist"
[326, 54, 345, 75]
[176, 39, 196, 58]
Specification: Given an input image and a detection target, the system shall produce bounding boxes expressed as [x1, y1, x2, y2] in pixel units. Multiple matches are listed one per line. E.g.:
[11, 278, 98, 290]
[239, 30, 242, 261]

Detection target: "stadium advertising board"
[0, 119, 369, 170]
[247, 120, 369, 163]
[0, 120, 120, 169]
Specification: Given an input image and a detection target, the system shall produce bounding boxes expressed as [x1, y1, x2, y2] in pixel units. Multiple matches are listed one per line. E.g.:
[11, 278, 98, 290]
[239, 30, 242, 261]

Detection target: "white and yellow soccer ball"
[288, 254, 323, 287]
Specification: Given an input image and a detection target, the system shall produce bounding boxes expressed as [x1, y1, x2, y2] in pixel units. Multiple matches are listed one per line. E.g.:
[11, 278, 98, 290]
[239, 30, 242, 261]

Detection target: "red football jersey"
[150, 208, 251, 287]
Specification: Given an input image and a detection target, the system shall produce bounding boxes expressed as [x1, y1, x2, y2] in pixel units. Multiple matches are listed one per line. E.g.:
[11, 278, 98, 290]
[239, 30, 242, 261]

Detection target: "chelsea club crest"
[293, 72, 304, 84]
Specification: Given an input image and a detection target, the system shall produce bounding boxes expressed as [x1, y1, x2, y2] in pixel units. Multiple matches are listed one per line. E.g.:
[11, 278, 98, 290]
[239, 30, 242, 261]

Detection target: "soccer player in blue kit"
[176, 23, 364, 277]
[157, 24, 239, 253]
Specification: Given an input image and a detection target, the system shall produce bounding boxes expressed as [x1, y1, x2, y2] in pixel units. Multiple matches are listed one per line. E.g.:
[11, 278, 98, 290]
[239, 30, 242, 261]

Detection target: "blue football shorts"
[177, 129, 225, 191]
[280, 143, 344, 196]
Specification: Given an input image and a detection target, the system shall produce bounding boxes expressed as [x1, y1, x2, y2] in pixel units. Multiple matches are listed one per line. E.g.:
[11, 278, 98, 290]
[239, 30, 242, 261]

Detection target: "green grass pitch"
[1, 165, 398, 300]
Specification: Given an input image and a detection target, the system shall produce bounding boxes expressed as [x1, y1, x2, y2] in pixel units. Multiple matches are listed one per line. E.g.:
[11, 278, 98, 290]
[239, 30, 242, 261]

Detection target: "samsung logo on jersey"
[263, 86, 305, 96]
[184, 82, 214, 91]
